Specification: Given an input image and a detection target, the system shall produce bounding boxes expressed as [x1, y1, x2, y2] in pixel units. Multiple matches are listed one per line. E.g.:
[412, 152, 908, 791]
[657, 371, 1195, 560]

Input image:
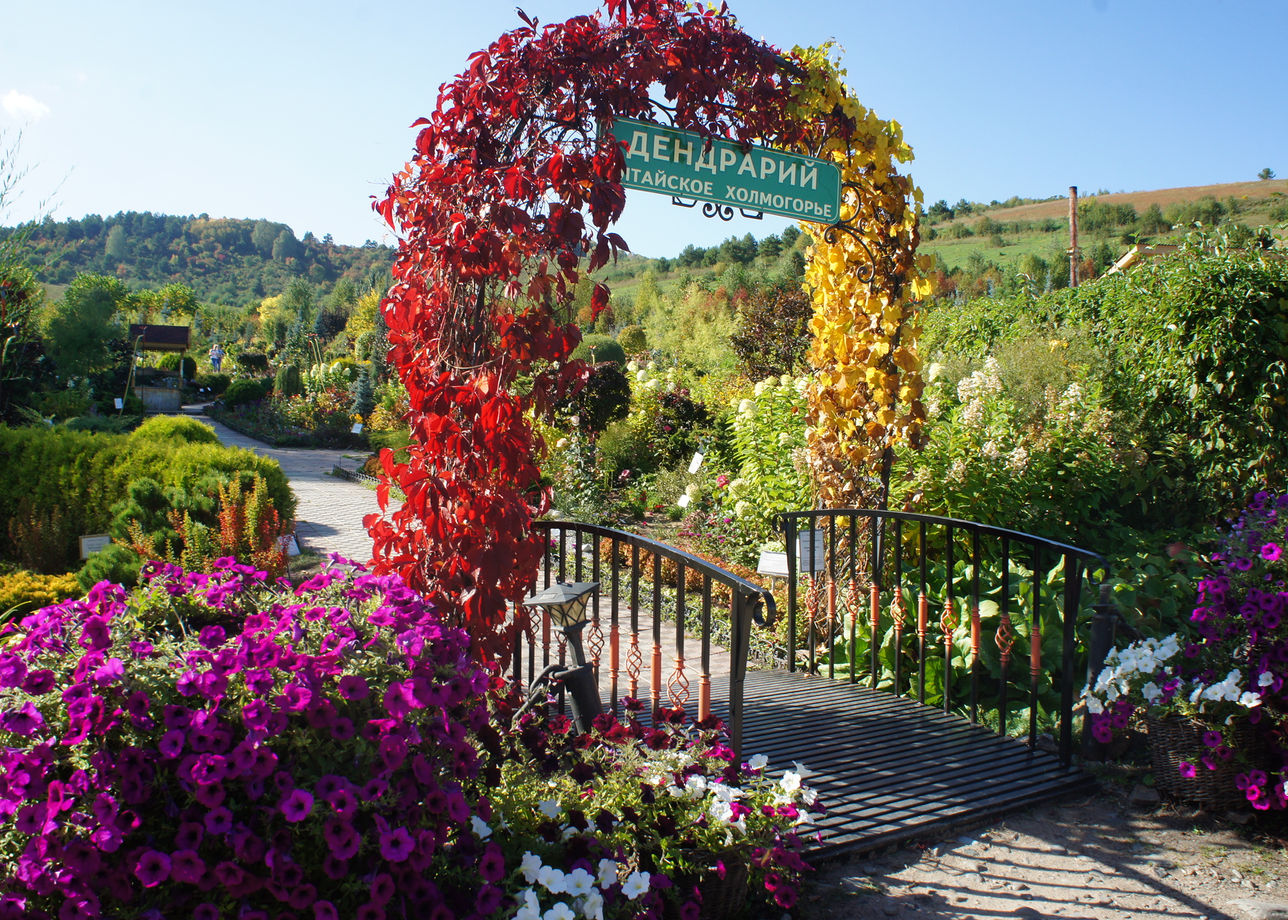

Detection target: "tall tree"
[43, 274, 130, 379]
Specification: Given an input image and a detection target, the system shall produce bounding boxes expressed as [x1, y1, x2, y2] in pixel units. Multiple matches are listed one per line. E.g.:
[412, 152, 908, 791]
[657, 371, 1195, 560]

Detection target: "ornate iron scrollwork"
[819, 179, 877, 284]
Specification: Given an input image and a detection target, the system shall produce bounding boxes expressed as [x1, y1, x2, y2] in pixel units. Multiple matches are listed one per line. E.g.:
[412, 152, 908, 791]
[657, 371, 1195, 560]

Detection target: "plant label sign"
[79, 534, 111, 560]
[604, 117, 841, 223]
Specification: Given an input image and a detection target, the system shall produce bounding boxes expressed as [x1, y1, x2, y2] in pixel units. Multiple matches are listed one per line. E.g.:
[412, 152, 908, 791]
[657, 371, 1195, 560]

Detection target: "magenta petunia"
[280, 789, 314, 823]
[369, 873, 394, 904]
[338, 675, 369, 700]
[1261, 543, 1282, 562]
[204, 806, 233, 835]
[378, 828, 414, 863]
[478, 842, 505, 883]
[170, 849, 205, 884]
[1178, 761, 1198, 779]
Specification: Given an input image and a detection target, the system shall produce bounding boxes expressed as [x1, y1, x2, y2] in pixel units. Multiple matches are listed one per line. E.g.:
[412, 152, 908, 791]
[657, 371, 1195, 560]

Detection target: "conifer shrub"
[275, 363, 305, 398]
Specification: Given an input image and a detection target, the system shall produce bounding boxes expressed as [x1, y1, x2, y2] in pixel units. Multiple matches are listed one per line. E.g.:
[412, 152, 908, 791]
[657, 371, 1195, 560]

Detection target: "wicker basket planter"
[664, 853, 750, 920]
[1146, 715, 1266, 811]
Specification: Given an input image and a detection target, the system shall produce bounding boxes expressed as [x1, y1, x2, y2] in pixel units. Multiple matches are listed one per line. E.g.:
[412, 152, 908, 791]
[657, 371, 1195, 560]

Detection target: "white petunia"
[780, 771, 802, 794]
[622, 870, 651, 900]
[515, 889, 542, 920]
[580, 889, 605, 920]
[538, 799, 562, 819]
[1238, 691, 1263, 708]
[565, 868, 595, 897]
[471, 815, 492, 840]
[683, 774, 708, 798]
[520, 852, 543, 884]
[1140, 682, 1162, 704]
[544, 903, 576, 920]
[709, 800, 735, 825]
[747, 753, 768, 771]
[538, 865, 567, 894]
[1259, 672, 1275, 687]
[596, 858, 618, 888]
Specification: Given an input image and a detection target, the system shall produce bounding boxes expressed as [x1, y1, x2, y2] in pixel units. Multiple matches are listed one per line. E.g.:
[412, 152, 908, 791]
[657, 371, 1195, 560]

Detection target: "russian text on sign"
[605, 117, 840, 224]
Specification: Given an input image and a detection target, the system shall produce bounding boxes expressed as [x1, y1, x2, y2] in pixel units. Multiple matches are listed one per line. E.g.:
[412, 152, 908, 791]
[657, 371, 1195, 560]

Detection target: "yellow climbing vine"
[786, 46, 934, 509]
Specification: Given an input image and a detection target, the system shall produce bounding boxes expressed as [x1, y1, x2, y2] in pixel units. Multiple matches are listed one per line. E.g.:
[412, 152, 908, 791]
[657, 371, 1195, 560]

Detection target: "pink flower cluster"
[0, 558, 500, 919]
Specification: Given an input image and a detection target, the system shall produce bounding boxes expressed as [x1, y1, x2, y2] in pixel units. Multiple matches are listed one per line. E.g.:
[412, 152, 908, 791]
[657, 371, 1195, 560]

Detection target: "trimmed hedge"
[0, 426, 295, 572]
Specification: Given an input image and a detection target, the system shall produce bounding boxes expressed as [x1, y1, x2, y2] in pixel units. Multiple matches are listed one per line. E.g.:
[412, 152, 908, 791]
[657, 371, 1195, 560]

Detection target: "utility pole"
[1068, 186, 1080, 288]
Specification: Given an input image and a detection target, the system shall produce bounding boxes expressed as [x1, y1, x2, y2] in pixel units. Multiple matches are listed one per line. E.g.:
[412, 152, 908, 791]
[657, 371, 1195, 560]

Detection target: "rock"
[1228, 898, 1288, 920]
[1129, 784, 1162, 808]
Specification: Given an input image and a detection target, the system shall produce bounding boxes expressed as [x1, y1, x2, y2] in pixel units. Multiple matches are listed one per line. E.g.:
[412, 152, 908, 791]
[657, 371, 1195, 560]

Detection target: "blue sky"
[2, 0, 1284, 258]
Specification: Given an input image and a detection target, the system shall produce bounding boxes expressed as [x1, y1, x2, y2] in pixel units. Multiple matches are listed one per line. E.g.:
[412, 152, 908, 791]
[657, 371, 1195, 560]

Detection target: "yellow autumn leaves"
[784, 45, 933, 507]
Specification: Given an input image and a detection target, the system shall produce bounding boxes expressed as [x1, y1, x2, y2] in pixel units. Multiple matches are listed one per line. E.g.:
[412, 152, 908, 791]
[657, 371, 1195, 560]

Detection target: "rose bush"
[1085, 492, 1288, 810]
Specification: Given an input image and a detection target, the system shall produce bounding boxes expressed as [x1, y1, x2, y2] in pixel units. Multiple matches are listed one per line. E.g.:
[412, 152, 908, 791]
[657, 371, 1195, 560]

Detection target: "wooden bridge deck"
[712, 671, 1090, 857]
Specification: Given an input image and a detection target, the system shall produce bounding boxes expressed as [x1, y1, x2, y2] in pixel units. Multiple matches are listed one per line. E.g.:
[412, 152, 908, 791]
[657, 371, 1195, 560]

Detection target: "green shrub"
[567, 363, 631, 433]
[195, 372, 231, 395]
[63, 415, 137, 435]
[0, 570, 80, 620]
[128, 415, 220, 446]
[275, 362, 304, 398]
[617, 324, 647, 354]
[0, 426, 294, 573]
[234, 351, 269, 374]
[918, 228, 1288, 533]
[222, 377, 272, 408]
[571, 333, 626, 366]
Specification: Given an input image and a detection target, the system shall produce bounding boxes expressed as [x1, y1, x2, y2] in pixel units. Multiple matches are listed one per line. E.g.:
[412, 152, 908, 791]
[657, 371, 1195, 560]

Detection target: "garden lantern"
[523, 581, 603, 731]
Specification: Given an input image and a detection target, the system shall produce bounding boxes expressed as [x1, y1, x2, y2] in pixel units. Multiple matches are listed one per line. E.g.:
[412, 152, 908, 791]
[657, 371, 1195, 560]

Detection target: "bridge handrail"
[773, 507, 1113, 769]
[534, 519, 776, 620]
[777, 507, 1108, 572]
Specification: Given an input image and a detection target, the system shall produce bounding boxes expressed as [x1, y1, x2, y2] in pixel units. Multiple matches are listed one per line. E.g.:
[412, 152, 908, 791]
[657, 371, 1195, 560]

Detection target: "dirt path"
[801, 774, 1288, 920]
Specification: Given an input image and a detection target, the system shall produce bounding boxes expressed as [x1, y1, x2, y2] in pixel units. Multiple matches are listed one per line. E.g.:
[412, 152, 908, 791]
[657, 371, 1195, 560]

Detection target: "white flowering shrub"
[898, 348, 1130, 544]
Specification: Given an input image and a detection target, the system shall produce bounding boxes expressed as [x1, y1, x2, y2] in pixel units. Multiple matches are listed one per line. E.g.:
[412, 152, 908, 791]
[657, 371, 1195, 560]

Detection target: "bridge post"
[728, 590, 752, 759]
[1081, 583, 1117, 762]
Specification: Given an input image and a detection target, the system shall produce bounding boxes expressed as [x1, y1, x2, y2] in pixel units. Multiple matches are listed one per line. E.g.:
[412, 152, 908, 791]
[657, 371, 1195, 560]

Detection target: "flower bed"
[1, 559, 817, 918]
[1086, 492, 1288, 811]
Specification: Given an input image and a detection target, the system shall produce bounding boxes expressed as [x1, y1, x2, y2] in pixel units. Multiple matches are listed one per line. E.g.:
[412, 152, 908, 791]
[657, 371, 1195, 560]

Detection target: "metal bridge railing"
[776, 509, 1110, 768]
[522, 521, 774, 755]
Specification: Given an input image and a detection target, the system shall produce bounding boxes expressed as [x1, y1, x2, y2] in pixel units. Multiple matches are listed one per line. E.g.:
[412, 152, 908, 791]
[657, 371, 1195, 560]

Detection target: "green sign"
[604, 117, 841, 224]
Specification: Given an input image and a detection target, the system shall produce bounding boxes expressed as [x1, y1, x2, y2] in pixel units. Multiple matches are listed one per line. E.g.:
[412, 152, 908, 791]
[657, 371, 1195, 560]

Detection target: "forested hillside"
[0, 212, 392, 305]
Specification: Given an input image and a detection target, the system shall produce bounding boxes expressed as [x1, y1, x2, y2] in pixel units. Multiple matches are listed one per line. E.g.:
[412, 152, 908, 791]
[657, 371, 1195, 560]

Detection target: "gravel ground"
[800, 772, 1288, 920]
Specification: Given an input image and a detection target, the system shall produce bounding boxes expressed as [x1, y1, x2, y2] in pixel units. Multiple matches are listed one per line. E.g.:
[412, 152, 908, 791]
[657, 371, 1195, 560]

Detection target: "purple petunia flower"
[170, 849, 205, 884]
[204, 807, 234, 835]
[378, 828, 414, 863]
[0, 702, 45, 736]
[23, 668, 55, 694]
[280, 789, 314, 823]
[369, 873, 394, 904]
[1178, 761, 1198, 779]
[478, 842, 505, 883]
[338, 675, 369, 700]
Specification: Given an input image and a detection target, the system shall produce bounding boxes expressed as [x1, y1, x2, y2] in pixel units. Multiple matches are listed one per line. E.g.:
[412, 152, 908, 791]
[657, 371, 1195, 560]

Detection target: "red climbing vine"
[369, 0, 923, 660]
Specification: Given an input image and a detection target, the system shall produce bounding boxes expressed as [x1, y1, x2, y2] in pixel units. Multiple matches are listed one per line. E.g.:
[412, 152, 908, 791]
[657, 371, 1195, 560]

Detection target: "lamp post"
[523, 581, 603, 732]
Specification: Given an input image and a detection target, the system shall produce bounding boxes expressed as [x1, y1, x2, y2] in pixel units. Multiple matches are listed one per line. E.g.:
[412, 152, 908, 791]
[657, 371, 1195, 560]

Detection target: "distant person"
[209, 343, 225, 372]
